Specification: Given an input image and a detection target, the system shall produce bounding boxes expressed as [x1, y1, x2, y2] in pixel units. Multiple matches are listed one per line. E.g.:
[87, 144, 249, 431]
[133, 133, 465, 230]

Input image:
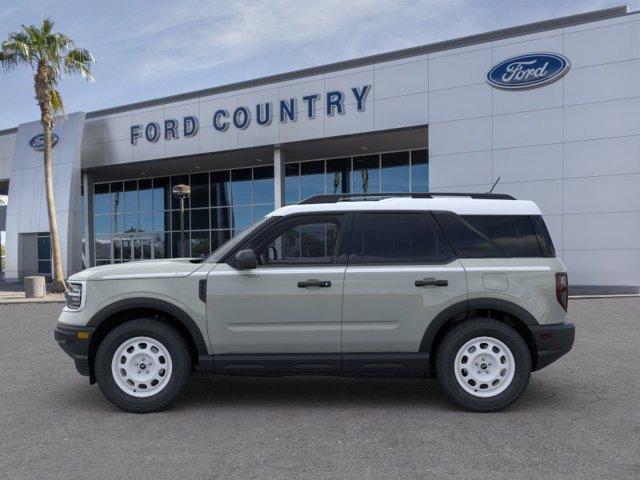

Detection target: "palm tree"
[0, 18, 93, 292]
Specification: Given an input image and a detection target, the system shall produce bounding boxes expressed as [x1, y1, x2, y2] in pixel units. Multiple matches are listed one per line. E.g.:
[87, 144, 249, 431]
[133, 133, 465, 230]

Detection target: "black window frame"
[348, 211, 456, 265]
[224, 213, 352, 267]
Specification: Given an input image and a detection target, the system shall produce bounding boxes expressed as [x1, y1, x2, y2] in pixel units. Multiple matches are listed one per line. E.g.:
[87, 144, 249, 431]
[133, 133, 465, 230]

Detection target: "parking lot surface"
[0, 298, 638, 479]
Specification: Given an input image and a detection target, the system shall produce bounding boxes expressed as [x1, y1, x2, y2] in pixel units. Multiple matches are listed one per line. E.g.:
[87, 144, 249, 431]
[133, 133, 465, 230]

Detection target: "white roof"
[269, 196, 542, 217]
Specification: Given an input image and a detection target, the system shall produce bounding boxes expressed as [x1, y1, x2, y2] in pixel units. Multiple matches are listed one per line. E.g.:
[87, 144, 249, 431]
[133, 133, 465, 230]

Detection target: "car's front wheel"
[436, 318, 531, 412]
[94, 319, 192, 413]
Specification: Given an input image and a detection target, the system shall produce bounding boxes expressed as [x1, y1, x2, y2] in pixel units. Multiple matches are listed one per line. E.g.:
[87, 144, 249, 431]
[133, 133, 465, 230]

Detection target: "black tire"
[436, 318, 531, 412]
[94, 318, 192, 413]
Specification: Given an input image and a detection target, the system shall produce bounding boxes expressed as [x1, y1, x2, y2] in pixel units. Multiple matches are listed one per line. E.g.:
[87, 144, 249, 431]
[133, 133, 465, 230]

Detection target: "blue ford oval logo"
[29, 133, 59, 151]
[487, 53, 570, 90]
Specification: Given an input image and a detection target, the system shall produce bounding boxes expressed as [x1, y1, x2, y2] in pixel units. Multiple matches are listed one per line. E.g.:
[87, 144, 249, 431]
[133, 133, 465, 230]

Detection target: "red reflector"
[540, 333, 552, 340]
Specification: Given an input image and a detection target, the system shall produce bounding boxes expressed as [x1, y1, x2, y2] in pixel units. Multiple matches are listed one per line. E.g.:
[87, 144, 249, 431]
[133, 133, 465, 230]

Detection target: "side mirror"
[234, 249, 257, 270]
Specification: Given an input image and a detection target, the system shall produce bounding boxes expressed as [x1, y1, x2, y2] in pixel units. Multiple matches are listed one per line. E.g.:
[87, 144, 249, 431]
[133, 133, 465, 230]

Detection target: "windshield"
[206, 216, 272, 263]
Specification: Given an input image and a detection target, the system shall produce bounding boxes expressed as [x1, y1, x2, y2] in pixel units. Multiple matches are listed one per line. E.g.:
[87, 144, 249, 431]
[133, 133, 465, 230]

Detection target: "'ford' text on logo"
[487, 53, 570, 90]
[29, 133, 59, 151]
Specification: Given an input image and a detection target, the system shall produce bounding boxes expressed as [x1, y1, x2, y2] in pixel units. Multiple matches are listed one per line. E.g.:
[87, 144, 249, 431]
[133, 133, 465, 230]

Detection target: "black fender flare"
[87, 297, 208, 356]
[419, 298, 539, 353]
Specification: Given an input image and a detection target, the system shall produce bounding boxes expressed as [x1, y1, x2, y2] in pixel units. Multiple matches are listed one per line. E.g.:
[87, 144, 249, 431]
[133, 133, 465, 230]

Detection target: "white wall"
[427, 13, 640, 289]
[0, 133, 16, 180]
[4, 113, 85, 280]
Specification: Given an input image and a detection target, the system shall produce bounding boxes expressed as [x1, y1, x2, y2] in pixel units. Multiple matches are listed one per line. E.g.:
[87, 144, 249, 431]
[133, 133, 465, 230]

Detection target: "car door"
[341, 211, 468, 355]
[207, 213, 349, 357]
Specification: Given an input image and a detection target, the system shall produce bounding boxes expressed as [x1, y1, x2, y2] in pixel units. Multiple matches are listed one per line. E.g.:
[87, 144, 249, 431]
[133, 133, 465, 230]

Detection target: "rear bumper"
[54, 324, 96, 377]
[531, 322, 575, 371]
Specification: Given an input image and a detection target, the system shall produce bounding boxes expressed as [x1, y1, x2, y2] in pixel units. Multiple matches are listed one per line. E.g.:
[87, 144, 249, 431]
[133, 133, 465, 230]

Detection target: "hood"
[69, 258, 205, 281]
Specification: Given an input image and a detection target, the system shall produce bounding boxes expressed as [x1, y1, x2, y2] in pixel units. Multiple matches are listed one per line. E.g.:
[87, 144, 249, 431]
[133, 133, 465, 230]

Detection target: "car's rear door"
[341, 212, 468, 361]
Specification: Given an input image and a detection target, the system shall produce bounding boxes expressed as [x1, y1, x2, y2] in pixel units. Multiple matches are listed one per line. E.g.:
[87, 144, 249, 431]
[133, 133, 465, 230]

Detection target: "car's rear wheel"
[436, 318, 531, 412]
[95, 319, 191, 413]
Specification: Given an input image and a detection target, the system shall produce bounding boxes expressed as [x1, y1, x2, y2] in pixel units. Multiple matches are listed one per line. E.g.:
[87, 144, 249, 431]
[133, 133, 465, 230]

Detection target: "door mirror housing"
[234, 249, 258, 270]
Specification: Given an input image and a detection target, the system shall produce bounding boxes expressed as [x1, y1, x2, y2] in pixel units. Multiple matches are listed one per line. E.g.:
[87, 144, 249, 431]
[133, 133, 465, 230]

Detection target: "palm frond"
[49, 88, 64, 116]
[64, 47, 94, 81]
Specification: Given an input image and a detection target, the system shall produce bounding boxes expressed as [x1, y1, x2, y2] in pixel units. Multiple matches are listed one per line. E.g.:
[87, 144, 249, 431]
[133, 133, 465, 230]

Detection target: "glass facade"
[93, 166, 274, 265]
[91, 148, 428, 265]
[284, 149, 428, 204]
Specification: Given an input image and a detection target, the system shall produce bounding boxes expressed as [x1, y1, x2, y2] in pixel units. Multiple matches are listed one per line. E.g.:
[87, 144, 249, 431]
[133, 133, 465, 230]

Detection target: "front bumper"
[530, 322, 575, 371]
[54, 324, 96, 377]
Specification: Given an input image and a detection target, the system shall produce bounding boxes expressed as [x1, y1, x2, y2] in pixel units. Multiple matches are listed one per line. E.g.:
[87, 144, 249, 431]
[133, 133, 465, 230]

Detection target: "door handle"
[415, 278, 448, 287]
[298, 279, 332, 288]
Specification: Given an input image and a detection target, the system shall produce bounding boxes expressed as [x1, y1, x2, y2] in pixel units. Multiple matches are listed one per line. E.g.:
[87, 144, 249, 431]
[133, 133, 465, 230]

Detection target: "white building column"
[82, 172, 94, 269]
[273, 147, 286, 208]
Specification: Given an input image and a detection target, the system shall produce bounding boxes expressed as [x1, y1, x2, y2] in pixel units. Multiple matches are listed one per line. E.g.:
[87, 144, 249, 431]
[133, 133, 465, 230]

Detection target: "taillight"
[556, 272, 568, 311]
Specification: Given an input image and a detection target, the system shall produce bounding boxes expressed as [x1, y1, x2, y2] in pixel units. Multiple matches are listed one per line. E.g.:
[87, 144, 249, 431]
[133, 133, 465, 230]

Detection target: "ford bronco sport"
[55, 193, 575, 413]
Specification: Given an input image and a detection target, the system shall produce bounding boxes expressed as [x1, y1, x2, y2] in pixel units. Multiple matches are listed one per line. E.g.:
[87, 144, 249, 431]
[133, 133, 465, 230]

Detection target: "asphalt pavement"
[0, 298, 638, 479]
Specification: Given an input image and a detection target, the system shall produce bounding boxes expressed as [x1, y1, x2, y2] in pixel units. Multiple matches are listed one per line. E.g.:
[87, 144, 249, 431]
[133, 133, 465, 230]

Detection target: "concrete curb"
[0, 295, 66, 305]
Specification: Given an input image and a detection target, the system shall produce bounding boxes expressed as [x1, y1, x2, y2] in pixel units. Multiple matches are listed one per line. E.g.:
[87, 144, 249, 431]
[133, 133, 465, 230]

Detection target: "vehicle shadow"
[174, 374, 454, 411]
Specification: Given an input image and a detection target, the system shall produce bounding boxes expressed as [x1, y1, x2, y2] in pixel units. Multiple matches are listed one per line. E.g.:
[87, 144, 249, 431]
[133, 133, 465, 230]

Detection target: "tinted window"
[433, 212, 503, 258]
[462, 215, 542, 257]
[258, 219, 340, 265]
[530, 215, 556, 257]
[352, 213, 454, 264]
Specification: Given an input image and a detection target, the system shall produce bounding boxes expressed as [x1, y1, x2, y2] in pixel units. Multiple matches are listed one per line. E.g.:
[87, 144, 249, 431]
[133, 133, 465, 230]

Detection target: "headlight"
[65, 282, 83, 310]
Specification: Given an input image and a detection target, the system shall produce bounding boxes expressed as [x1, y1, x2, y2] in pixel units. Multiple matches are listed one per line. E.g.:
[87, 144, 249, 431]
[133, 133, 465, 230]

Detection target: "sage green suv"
[55, 193, 574, 413]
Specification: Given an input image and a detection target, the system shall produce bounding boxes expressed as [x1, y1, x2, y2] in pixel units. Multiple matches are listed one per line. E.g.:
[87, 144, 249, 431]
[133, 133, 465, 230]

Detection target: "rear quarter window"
[434, 212, 552, 258]
[462, 215, 542, 257]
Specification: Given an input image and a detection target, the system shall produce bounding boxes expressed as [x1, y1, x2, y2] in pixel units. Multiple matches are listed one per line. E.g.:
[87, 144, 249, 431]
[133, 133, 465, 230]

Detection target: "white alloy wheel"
[453, 336, 515, 398]
[110, 336, 173, 398]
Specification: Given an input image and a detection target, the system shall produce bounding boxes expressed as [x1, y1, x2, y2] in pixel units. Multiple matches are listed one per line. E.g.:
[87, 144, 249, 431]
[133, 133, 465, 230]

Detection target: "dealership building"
[0, 5, 638, 293]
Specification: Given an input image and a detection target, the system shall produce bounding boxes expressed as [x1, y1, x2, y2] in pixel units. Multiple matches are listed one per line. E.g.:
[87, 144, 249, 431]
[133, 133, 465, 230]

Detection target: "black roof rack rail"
[299, 192, 516, 204]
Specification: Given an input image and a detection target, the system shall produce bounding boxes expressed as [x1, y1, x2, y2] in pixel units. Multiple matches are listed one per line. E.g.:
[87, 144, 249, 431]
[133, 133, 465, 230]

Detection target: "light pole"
[172, 184, 191, 257]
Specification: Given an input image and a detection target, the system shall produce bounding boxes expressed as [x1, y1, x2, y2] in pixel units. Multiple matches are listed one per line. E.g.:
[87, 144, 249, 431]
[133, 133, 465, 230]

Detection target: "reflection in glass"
[211, 207, 231, 229]
[139, 179, 153, 212]
[153, 177, 170, 211]
[353, 155, 380, 194]
[253, 166, 274, 204]
[124, 213, 138, 233]
[253, 204, 274, 220]
[124, 180, 138, 212]
[94, 184, 110, 214]
[171, 210, 190, 231]
[111, 182, 123, 214]
[381, 152, 410, 192]
[231, 205, 253, 229]
[95, 236, 111, 259]
[94, 215, 110, 235]
[411, 149, 429, 192]
[231, 168, 252, 205]
[139, 212, 153, 232]
[191, 208, 209, 230]
[210, 171, 231, 208]
[190, 173, 209, 208]
[300, 160, 324, 200]
[211, 230, 232, 251]
[284, 163, 299, 205]
[171, 175, 190, 209]
[153, 212, 167, 232]
[325, 158, 350, 195]
[190, 231, 210, 258]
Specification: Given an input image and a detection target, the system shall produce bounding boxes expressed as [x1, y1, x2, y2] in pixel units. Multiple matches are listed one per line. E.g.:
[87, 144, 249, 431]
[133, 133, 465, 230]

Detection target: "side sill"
[202, 353, 430, 377]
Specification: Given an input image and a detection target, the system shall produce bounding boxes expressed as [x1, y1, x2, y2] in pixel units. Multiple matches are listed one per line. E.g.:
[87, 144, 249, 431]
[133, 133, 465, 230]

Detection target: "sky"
[0, 0, 638, 130]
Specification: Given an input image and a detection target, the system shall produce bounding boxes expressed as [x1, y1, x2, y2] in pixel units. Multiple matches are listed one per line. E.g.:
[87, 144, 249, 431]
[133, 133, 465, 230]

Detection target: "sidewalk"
[0, 281, 65, 305]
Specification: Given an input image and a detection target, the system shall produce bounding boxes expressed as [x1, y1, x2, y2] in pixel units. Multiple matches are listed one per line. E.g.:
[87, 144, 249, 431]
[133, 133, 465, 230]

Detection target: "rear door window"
[350, 212, 454, 264]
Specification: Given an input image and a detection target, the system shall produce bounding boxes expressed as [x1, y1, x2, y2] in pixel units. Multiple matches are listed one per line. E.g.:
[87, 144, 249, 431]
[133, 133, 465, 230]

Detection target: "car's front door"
[206, 214, 349, 357]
